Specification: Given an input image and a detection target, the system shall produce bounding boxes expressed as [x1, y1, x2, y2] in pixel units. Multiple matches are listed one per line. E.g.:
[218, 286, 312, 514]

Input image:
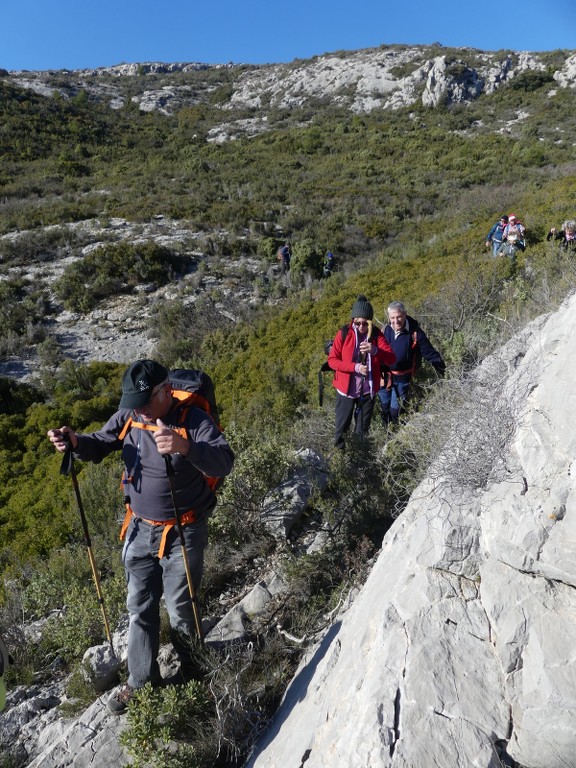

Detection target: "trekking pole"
[163, 455, 204, 645]
[60, 441, 115, 656]
[318, 369, 324, 407]
[357, 320, 373, 444]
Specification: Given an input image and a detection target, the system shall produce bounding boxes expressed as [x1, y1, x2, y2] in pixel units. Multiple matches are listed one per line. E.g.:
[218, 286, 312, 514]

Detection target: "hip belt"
[120, 504, 197, 559]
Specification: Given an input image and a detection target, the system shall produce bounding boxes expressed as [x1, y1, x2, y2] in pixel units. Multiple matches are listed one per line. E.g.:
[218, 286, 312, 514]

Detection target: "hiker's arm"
[374, 334, 396, 368]
[417, 330, 445, 374]
[181, 411, 234, 478]
[327, 330, 356, 373]
[72, 412, 127, 462]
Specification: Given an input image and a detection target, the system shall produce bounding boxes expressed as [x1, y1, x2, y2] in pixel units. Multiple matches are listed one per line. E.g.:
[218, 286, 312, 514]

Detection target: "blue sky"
[2, 0, 575, 71]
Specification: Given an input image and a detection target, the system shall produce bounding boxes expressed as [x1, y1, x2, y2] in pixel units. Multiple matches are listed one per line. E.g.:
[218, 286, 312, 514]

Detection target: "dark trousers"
[378, 377, 412, 424]
[334, 392, 375, 447]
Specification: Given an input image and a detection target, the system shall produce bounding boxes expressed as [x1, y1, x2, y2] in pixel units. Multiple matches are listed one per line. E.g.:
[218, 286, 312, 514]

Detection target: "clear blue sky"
[2, 0, 575, 71]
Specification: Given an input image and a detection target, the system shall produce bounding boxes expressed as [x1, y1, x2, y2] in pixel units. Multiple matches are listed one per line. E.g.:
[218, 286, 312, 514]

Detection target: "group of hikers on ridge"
[38, 297, 443, 714]
[327, 295, 445, 449]
[485, 213, 526, 258]
[485, 213, 576, 258]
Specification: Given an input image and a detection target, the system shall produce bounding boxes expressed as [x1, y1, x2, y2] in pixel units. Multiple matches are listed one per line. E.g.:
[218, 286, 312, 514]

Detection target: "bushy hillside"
[1, 43, 576, 767]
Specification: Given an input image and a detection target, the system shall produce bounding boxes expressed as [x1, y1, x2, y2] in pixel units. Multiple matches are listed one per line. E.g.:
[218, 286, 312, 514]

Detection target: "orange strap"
[120, 504, 197, 559]
[383, 330, 419, 386]
[118, 417, 187, 441]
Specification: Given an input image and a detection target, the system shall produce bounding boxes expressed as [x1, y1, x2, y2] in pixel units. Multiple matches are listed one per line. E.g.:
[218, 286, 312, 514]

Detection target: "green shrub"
[120, 682, 213, 768]
[54, 241, 181, 312]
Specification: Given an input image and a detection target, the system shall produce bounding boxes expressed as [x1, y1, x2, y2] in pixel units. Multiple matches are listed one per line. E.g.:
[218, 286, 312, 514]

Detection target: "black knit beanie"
[351, 294, 374, 320]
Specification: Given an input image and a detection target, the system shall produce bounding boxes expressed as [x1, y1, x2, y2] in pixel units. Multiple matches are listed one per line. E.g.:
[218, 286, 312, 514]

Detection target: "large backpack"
[118, 368, 223, 492]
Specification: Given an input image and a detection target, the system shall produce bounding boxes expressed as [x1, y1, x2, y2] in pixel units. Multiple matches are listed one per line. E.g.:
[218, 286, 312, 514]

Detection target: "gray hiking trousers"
[122, 515, 208, 688]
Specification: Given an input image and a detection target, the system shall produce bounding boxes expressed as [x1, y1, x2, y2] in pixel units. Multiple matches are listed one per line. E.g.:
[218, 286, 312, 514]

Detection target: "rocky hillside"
[5, 45, 576, 141]
[3, 250, 576, 768]
[2, 42, 576, 383]
[0, 216, 268, 380]
[2, 43, 576, 768]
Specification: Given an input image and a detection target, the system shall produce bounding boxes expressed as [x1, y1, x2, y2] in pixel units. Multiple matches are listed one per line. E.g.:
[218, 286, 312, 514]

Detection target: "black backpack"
[168, 368, 220, 427]
[318, 325, 350, 406]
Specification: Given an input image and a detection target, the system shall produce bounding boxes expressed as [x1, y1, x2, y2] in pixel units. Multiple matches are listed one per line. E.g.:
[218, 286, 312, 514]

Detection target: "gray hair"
[387, 301, 407, 314]
[563, 220, 576, 231]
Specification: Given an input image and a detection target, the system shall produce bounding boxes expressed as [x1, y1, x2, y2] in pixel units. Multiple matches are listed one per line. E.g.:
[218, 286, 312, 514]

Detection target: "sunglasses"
[353, 320, 369, 328]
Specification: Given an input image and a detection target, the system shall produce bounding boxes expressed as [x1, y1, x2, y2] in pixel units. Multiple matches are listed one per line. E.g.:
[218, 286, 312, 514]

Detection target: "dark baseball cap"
[119, 359, 169, 410]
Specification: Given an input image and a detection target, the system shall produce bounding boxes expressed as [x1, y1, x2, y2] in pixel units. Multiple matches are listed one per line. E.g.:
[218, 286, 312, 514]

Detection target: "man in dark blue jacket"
[486, 215, 508, 256]
[378, 301, 445, 425]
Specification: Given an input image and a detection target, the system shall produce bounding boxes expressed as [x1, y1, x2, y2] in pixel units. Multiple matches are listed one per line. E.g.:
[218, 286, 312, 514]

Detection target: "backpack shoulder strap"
[171, 389, 212, 417]
[118, 417, 133, 442]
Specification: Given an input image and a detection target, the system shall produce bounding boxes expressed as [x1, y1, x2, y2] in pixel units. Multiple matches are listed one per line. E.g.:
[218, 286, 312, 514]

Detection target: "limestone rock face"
[554, 53, 576, 88]
[246, 292, 576, 768]
[7, 46, 576, 120]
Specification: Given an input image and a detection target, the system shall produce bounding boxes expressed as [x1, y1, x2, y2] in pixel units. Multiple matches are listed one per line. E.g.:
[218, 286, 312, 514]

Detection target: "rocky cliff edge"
[246, 290, 576, 768]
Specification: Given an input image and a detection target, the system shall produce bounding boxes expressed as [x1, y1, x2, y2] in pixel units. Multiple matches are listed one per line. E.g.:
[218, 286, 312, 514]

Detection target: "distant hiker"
[485, 215, 509, 256]
[501, 214, 526, 253]
[48, 359, 234, 715]
[547, 220, 576, 252]
[378, 301, 445, 426]
[323, 251, 336, 277]
[327, 295, 395, 449]
[277, 242, 291, 273]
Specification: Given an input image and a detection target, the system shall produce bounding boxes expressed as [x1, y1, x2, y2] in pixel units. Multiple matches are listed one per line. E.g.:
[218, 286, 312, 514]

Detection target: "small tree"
[290, 238, 323, 279]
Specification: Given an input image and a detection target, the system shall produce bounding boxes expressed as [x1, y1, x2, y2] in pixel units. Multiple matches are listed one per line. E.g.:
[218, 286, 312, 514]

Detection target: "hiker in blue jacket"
[486, 215, 509, 256]
[277, 242, 291, 273]
[378, 301, 445, 426]
[48, 360, 234, 714]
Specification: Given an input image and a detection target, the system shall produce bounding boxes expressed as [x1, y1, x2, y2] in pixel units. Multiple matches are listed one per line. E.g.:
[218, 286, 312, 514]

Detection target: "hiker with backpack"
[378, 301, 445, 426]
[322, 251, 336, 277]
[277, 242, 291, 273]
[547, 220, 576, 253]
[485, 215, 509, 256]
[499, 214, 526, 260]
[47, 359, 234, 715]
[327, 295, 395, 449]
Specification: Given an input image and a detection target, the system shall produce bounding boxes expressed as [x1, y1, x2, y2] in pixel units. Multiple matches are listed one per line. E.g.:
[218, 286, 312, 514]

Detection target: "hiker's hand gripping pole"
[60, 437, 115, 656]
[164, 455, 205, 645]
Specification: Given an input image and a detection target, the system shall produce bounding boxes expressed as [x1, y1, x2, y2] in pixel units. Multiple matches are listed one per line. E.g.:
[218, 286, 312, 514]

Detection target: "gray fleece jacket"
[74, 400, 234, 522]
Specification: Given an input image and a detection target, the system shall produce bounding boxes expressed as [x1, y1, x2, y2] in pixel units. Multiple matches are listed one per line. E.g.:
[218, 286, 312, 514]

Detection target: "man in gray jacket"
[48, 359, 234, 713]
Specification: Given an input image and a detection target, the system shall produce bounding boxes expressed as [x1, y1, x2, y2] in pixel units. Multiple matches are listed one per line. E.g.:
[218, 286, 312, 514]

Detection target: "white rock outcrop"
[246, 292, 576, 768]
[8, 46, 576, 119]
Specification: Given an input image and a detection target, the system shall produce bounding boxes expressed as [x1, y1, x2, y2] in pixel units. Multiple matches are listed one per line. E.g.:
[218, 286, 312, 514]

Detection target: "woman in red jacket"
[328, 295, 395, 449]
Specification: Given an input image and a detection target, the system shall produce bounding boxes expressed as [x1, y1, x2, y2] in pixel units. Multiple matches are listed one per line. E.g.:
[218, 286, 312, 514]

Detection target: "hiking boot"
[107, 683, 136, 715]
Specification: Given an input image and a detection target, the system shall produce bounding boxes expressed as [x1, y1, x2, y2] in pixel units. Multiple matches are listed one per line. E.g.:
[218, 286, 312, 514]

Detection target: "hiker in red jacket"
[328, 295, 395, 449]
